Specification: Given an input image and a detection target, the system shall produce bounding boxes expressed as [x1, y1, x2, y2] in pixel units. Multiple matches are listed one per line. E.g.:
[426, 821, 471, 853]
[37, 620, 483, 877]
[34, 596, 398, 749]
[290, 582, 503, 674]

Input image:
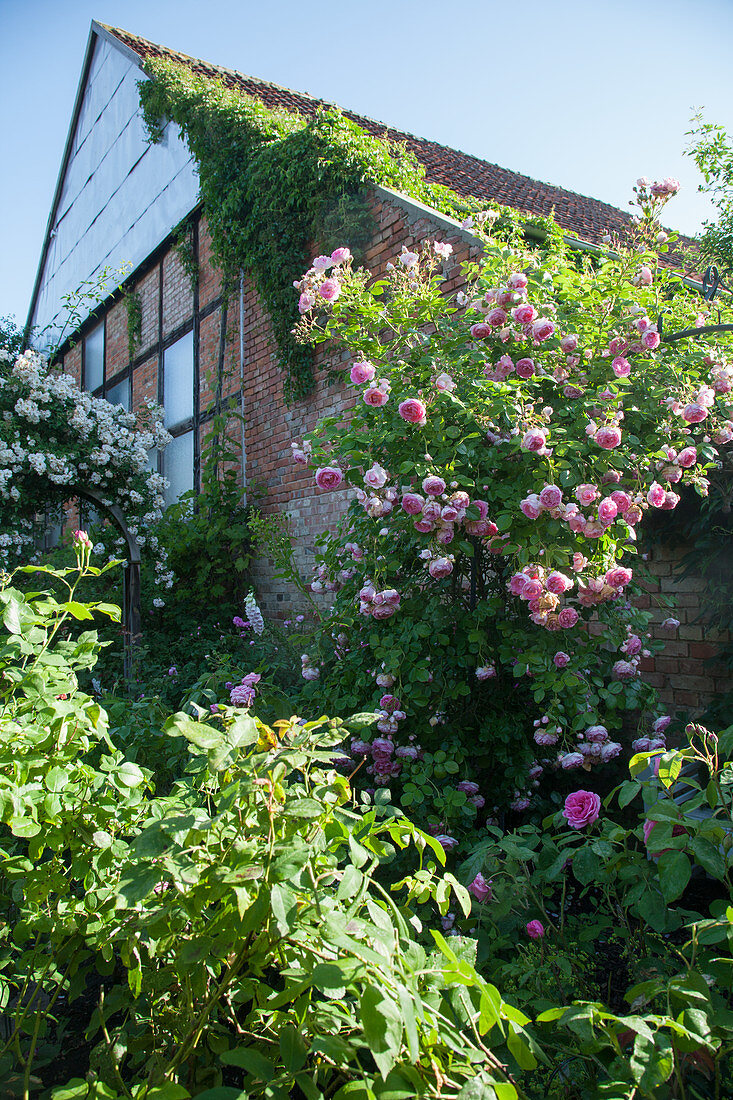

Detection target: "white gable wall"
[30, 32, 199, 350]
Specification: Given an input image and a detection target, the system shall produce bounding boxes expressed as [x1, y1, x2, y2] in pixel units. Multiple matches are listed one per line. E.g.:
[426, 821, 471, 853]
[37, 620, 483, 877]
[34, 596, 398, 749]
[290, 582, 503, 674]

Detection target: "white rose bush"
[0, 345, 174, 596]
[288, 183, 733, 837]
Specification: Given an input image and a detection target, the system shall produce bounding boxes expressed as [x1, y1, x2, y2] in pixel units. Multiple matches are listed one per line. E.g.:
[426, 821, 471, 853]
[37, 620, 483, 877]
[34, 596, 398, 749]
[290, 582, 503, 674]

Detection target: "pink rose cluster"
[229, 672, 261, 708]
[631, 714, 670, 755]
[558, 724, 623, 769]
[523, 481, 645, 541]
[290, 438, 312, 465]
[577, 565, 633, 609]
[633, 177, 682, 221]
[402, 479, 497, 548]
[293, 247, 353, 313]
[358, 583, 401, 620]
[456, 779, 485, 810]
[508, 565, 579, 631]
[350, 731, 424, 782]
[375, 693, 408, 736]
[419, 549, 455, 579]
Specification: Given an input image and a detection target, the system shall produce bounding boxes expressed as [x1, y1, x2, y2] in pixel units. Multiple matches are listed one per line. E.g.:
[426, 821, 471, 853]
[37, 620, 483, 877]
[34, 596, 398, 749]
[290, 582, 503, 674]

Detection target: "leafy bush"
[0, 557, 537, 1099]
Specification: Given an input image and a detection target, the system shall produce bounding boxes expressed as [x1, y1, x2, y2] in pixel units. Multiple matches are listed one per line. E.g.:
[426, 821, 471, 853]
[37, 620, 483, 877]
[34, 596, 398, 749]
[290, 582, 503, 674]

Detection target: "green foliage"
[137, 58, 554, 400]
[172, 216, 199, 289]
[0, 561, 532, 1098]
[687, 114, 733, 277]
[123, 288, 142, 363]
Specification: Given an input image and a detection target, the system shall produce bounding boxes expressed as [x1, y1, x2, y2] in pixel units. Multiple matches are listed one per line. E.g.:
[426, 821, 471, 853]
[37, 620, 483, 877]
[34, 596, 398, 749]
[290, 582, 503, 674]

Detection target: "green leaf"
[279, 1024, 307, 1073]
[657, 850, 691, 903]
[227, 714, 259, 748]
[116, 761, 145, 788]
[45, 766, 69, 793]
[359, 984, 403, 1079]
[220, 1047, 275, 1080]
[313, 962, 346, 1000]
[64, 601, 95, 621]
[10, 816, 41, 838]
[692, 837, 726, 880]
[572, 847, 599, 885]
[164, 712, 224, 750]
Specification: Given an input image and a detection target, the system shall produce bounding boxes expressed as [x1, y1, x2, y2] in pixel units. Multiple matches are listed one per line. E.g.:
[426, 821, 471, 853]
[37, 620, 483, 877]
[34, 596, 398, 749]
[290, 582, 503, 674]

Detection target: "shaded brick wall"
[64, 189, 730, 718]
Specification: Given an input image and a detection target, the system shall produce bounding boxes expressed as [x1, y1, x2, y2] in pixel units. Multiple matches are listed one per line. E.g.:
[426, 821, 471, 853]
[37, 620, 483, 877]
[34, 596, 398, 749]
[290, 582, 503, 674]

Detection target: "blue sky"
[2, 0, 733, 328]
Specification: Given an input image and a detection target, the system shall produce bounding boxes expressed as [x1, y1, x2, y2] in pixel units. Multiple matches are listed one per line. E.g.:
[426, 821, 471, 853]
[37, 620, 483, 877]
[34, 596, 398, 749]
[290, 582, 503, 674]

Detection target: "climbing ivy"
[138, 59, 559, 399]
[123, 288, 142, 363]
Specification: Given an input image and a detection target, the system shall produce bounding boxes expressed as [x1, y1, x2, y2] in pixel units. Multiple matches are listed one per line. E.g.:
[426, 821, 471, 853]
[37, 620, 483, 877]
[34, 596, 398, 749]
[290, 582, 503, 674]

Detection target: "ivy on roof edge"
[138, 59, 561, 400]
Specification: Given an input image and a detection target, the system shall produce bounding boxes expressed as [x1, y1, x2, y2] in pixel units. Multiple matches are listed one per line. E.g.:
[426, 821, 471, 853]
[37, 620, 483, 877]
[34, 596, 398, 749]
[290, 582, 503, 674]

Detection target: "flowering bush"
[0, 345, 173, 598]
[287, 182, 732, 836]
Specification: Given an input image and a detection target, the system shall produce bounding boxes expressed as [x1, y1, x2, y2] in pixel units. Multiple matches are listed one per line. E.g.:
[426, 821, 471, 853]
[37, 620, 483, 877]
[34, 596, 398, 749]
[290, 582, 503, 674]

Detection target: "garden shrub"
[0, 551, 537, 1099]
[281, 181, 733, 843]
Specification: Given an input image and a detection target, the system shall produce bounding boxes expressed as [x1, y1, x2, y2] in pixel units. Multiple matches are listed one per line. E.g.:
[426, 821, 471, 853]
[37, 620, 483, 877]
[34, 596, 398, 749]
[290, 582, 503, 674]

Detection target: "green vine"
[138, 60, 561, 400]
[123, 289, 142, 363]
[172, 217, 199, 290]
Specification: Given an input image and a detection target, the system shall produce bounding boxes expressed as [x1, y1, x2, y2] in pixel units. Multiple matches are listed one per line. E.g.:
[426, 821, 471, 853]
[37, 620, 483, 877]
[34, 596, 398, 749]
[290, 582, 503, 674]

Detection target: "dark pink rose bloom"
[468, 872, 492, 901]
[594, 425, 622, 449]
[399, 398, 427, 426]
[401, 492, 424, 515]
[563, 789, 601, 829]
[605, 566, 632, 588]
[553, 651, 570, 668]
[531, 318, 556, 342]
[471, 322, 492, 339]
[677, 446, 697, 468]
[315, 466, 343, 490]
[526, 920, 545, 939]
[422, 475, 446, 496]
[558, 607, 579, 629]
[487, 308, 508, 327]
[682, 402, 707, 424]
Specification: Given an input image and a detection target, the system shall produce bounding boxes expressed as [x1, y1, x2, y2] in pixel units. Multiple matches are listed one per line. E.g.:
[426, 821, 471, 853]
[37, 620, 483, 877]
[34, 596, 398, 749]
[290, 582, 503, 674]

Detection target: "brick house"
[26, 21, 730, 714]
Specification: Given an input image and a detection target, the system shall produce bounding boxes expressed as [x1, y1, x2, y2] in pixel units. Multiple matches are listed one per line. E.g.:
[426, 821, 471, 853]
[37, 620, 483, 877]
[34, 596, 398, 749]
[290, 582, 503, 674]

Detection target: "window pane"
[106, 376, 130, 410]
[84, 323, 104, 392]
[163, 331, 194, 428]
[163, 430, 194, 506]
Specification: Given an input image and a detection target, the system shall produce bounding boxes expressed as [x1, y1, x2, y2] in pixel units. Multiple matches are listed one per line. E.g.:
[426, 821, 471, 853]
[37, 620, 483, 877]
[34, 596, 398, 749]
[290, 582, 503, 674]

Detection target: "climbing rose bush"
[0, 347, 173, 597]
[288, 183, 732, 834]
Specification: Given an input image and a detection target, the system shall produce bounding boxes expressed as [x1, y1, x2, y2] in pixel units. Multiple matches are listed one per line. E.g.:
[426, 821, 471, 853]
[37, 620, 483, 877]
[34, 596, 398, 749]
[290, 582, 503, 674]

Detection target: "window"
[163, 331, 194, 428]
[105, 375, 131, 410]
[84, 323, 104, 392]
[162, 330, 195, 505]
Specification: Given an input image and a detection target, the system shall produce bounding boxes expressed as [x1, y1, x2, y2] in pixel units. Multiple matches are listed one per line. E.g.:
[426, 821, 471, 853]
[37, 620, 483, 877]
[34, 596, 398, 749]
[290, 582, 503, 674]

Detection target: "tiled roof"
[102, 24, 694, 258]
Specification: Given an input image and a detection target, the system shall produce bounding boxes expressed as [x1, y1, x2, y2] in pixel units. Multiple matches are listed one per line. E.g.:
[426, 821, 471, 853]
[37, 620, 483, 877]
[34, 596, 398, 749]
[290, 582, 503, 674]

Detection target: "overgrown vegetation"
[137, 59, 560, 399]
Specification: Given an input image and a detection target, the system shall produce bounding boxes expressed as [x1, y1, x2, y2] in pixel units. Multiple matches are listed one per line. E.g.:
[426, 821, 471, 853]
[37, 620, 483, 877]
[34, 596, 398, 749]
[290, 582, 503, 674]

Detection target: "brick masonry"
[68, 187, 732, 719]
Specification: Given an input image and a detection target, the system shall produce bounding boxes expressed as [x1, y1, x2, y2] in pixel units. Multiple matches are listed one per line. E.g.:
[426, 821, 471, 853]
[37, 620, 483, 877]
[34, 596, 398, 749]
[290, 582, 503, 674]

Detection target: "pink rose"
[312, 255, 332, 272]
[422, 475, 446, 496]
[364, 463, 388, 489]
[646, 481, 666, 508]
[598, 498, 618, 526]
[613, 659, 637, 681]
[605, 566, 632, 588]
[520, 494, 542, 520]
[682, 402, 707, 424]
[399, 398, 428, 426]
[435, 372, 455, 392]
[523, 578, 543, 601]
[401, 492, 424, 515]
[612, 356, 631, 377]
[563, 790, 601, 829]
[468, 872, 492, 901]
[585, 725, 609, 743]
[507, 272, 529, 290]
[676, 446, 697, 468]
[558, 607, 579, 629]
[350, 361, 376, 384]
[560, 752, 584, 769]
[364, 386, 389, 407]
[476, 665, 497, 681]
[653, 715, 671, 733]
[576, 483, 598, 507]
[487, 308, 508, 327]
[531, 318, 556, 342]
[315, 466, 343, 490]
[512, 304, 537, 326]
[319, 278, 341, 302]
[330, 247, 352, 264]
[547, 571, 572, 595]
[553, 651, 570, 668]
[515, 357, 536, 379]
[471, 322, 492, 340]
[298, 292, 315, 313]
[526, 920, 544, 939]
[594, 425, 622, 450]
[539, 484, 563, 509]
[610, 490, 631, 512]
[414, 518, 433, 533]
[560, 334, 579, 353]
[428, 557, 454, 579]
[521, 428, 547, 452]
[641, 329, 660, 350]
